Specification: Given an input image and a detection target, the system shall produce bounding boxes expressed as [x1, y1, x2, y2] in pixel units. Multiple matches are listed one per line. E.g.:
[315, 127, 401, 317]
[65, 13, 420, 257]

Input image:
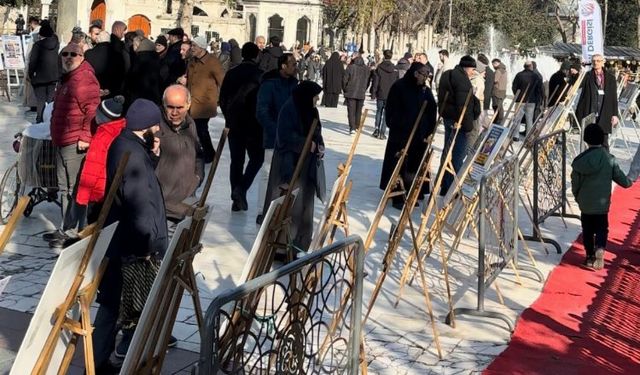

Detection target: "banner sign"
[1, 35, 26, 69]
[579, 0, 604, 63]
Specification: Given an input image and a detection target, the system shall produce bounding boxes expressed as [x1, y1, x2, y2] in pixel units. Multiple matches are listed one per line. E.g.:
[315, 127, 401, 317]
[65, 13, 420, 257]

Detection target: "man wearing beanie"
[28, 20, 59, 122]
[220, 42, 265, 211]
[94, 98, 169, 369]
[46, 42, 100, 248]
[571, 123, 632, 270]
[155, 35, 168, 58]
[185, 35, 225, 163]
[548, 60, 571, 107]
[437, 54, 481, 196]
[75, 96, 126, 223]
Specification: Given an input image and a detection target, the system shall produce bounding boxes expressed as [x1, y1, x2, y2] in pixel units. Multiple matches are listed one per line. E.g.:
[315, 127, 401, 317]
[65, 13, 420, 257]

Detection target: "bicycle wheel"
[0, 161, 22, 224]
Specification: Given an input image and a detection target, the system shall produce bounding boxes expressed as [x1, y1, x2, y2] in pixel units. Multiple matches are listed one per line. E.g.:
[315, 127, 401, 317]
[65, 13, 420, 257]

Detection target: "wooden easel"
[309, 109, 367, 250]
[120, 129, 228, 374]
[30, 153, 129, 375]
[0, 196, 30, 255]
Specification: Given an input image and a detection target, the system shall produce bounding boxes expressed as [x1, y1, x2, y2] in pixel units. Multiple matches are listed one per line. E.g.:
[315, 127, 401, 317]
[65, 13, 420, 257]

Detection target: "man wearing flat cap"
[93, 98, 169, 369]
[437, 54, 481, 196]
[185, 36, 225, 163]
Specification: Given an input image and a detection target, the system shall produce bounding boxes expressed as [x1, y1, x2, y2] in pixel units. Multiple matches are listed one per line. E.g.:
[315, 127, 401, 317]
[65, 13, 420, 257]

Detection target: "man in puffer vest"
[46, 42, 101, 248]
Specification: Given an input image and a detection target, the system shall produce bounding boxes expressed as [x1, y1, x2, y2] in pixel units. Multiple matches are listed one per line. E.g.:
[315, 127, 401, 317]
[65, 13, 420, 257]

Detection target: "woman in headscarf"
[380, 62, 438, 209]
[229, 38, 242, 69]
[321, 52, 344, 107]
[263, 81, 325, 252]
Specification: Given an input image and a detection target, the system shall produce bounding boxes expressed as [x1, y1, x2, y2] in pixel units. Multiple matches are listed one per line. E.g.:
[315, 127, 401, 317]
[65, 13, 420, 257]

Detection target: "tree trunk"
[179, 0, 194, 35]
[603, 0, 608, 38]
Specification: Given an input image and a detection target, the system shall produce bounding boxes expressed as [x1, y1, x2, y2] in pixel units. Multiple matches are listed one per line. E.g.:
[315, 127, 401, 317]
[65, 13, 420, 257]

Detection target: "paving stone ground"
[0, 91, 637, 374]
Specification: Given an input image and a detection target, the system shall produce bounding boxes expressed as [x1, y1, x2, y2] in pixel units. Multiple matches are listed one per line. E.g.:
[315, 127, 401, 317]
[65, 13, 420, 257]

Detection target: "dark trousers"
[92, 303, 119, 370]
[56, 144, 87, 232]
[581, 213, 608, 258]
[346, 98, 364, 131]
[228, 129, 264, 195]
[194, 118, 215, 163]
[375, 99, 386, 135]
[492, 96, 504, 124]
[440, 118, 468, 196]
[32, 82, 56, 123]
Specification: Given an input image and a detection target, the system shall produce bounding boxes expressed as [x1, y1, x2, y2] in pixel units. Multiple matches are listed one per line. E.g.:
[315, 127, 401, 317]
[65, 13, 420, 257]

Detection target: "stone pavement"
[0, 95, 637, 374]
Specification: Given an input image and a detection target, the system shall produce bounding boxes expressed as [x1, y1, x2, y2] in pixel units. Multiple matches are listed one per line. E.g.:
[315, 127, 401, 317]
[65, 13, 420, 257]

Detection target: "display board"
[1, 35, 25, 69]
[461, 124, 510, 199]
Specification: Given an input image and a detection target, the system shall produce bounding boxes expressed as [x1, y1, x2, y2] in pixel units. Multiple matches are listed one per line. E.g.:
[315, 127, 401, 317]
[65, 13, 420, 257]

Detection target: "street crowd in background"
[11, 14, 640, 374]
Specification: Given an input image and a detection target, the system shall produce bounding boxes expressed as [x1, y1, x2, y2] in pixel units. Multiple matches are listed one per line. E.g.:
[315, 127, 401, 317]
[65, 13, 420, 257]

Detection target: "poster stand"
[120, 130, 228, 374]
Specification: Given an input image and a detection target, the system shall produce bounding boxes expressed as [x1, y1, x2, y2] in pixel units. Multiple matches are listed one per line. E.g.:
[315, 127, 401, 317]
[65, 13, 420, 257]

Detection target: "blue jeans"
[524, 103, 536, 134]
[375, 99, 386, 135]
[440, 118, 468, 196]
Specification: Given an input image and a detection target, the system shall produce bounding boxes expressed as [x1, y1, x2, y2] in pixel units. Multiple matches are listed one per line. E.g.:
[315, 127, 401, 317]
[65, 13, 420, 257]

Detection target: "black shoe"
[372, 130, 379, 138]
[512, 136, 520, 142]
[256, 214, 264, 225]
[94, 360, 121, 375]
[114, 330, 134, 359]
[49, 235, 79, 249]
[583, 257, 595, 268]
[42, 230, 65, 242]
[168, 335, 178, 348]
[231, 187, 244, 211]
[379, 134, 387, 140]
[349, 129, 355, 135]
[231, 201, 242, 212]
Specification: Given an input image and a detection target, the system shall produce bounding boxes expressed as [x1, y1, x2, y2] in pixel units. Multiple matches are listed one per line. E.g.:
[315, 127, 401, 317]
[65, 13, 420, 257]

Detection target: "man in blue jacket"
[255, 53, 298, 224]
[93, 98, 171, 371]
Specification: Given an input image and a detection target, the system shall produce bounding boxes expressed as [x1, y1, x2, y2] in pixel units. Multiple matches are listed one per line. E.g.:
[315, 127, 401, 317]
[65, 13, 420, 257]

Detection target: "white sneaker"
[593, 248, 605, 270]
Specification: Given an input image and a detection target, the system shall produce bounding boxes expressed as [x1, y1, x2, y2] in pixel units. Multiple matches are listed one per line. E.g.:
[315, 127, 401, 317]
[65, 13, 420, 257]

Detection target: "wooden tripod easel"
[120, 129, 228, 374]
[29, 153, 129, 375]
[309, 109, 367, 250]
[0, 196, 30, 255]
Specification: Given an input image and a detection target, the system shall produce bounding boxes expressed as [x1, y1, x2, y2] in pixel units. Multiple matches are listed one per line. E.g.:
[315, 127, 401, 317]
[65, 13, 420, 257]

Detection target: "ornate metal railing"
[198, 236, 364, 375]
[447, 157, 541, 330]
[523, 130, 579, 253]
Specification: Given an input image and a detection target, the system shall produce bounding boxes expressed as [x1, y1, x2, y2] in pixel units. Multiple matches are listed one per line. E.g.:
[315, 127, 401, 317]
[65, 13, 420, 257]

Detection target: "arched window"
[248, 14, 257, 43]
[128, 14, 151, 37]
[193, 6, 208, 16]
[268, 14, 284, 42]
[296, 16, 310, 45]
[90, 0, 106, 27]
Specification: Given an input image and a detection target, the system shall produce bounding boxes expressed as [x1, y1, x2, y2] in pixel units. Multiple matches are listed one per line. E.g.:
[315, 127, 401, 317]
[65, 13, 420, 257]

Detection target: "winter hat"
[155, 35, 168, 48]
[192, 35, 207, 48]
[241, 42, 260, 60]
[403, 52, 413, 59]
[167, 27, 184, 38]
[560, 61, 571, 71]
[583, 123, 604, 146]
[96, 95, 125, 125]
[459, 55, 477, 68]
[136, 38, 155, 52]
[126, 99, 162, 131]
[221, 42, 231, 53]
[39, 23, 54, 37]
[475, 61, 487, 73]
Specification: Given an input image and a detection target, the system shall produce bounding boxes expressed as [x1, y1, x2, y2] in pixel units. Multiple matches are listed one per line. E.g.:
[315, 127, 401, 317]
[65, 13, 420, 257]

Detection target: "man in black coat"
[576, 54, 619, 147]
[220, 42, 265, 211]
[371, 49, 399, 139]
[258, 35, 284, 73]
[93, 98, 169, 370]
[512, 61, 543, 137]
[437, 55, 481, 196]
[124, 37, 163, 107]
[85, 30, 112, 96]
[380, 62, 438, 209]
[28, 22, 59, 122]
[548, 61, 571, 107]
[343, 56, 370, 134]
[478, 54, 495, 115]
[161, 27, 187, 89]
[107, 21, 129, 98]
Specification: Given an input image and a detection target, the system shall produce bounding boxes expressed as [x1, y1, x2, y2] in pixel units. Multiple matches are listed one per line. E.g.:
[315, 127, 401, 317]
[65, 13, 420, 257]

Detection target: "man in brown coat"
[186, 35, 225, 163]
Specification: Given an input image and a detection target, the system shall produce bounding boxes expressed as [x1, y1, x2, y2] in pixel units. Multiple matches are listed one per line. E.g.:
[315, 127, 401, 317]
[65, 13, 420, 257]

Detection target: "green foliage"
[602, 0, 639, 47]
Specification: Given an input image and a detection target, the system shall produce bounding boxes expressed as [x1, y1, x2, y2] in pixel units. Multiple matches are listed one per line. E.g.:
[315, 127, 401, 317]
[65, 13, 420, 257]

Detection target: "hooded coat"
[571, 146, 631, 214]
[219, 60, 262, 132]
[575, 69, 619, 134]
[229, 39, 242, 69]
[380, 63, 438, 190]
[28, 35, 60, 85]
[371, 60, 399, 100]
[437, 65, 480, 132]
[395, 58, 411, 79]
[342, 57, 370, 99]
[321, 52, 344, 98]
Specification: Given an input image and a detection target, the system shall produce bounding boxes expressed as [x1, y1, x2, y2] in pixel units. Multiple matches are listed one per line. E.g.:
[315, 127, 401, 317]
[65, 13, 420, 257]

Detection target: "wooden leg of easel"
[80, 295, 96, 375]
[0, 196, 30, 255]
[56, 335, 77, 375]
[359, 332, 368, 375]
[187, 262, 205, 332]
[493, 280, 505, 305]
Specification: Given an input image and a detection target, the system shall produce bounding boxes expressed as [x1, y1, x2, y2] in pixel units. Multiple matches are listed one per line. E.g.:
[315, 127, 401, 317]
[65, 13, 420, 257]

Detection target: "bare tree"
[178, 0, 193, 35]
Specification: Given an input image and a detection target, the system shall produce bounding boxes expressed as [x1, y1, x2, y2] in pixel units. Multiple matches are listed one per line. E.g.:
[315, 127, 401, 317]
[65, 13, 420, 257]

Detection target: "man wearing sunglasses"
[47, 42, 100, 248]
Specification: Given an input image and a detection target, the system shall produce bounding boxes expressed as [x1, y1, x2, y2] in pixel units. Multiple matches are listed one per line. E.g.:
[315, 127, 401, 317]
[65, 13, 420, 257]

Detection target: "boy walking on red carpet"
[571, 124, 632, 269]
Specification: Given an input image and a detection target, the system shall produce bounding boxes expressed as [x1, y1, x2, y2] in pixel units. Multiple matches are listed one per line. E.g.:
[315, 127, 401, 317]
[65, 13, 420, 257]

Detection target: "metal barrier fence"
[447, 157, 541, 330]
[198, 236, 365, 375]
[523, 130, 579, 253]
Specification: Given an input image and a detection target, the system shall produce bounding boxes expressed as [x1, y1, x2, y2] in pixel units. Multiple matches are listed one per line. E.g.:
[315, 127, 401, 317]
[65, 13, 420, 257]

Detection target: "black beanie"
[459, 55, 476, 68]
[96, 95, 125, 125]
[584, 123, 605, 146]
[242, 42, 260, 60]
[155, 35, 168, 48]
[39, 23, 54, 38]
[126, 99, 161, 131]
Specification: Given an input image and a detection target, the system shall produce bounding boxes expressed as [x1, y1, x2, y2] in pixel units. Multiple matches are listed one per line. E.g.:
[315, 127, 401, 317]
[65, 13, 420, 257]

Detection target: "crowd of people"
[15, 14, 640, 373]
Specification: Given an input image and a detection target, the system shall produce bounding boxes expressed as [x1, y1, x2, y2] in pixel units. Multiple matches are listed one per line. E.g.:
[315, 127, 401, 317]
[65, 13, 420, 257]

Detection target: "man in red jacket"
[46, 42, 101, 248]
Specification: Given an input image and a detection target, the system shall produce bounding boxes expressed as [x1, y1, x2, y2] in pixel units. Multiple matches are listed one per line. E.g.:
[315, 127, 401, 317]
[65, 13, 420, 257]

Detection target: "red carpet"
[484, 183, 640, 375]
